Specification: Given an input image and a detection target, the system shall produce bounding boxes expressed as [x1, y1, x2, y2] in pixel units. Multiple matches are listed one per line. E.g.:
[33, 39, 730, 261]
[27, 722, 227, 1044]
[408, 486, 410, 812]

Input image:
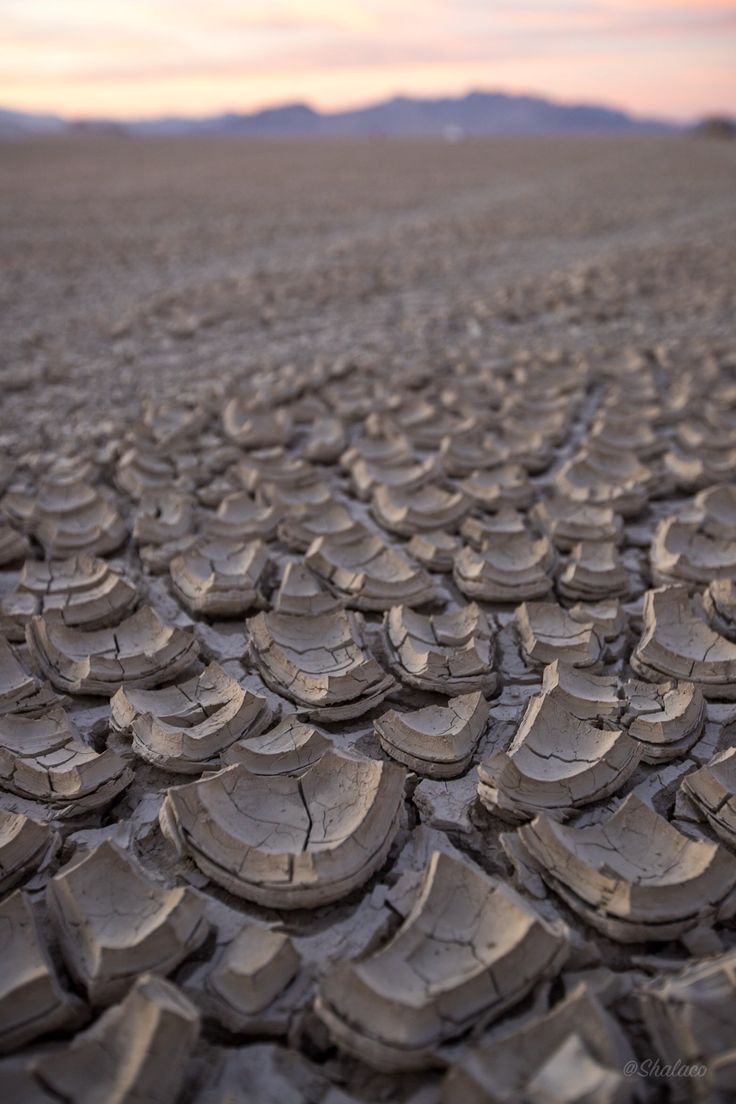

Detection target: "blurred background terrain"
[1, 133, 734, 424]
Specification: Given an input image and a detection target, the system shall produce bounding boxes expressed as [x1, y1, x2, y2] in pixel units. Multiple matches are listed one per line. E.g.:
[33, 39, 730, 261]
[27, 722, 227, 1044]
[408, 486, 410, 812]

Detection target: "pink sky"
[2, 0, 735, 121]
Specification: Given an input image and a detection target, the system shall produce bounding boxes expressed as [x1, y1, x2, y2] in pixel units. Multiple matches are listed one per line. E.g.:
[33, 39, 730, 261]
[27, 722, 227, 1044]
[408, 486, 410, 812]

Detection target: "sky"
[2, 0, 735, 123]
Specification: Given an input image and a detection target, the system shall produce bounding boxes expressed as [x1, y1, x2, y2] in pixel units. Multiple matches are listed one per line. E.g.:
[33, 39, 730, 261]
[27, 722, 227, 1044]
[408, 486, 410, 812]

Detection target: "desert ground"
[0, 135, 735, 1102]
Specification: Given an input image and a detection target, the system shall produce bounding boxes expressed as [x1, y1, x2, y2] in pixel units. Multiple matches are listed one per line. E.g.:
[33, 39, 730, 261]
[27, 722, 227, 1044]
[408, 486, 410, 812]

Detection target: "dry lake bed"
[0, 135, 735, 1103]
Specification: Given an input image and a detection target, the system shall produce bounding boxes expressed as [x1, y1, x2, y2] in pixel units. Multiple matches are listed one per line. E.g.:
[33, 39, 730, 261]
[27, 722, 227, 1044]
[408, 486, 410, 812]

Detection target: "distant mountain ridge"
[0, 90, 675, 139]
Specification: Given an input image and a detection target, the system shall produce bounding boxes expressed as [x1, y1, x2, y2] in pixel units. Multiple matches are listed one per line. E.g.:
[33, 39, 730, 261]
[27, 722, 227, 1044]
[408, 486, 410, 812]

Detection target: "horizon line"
[2, 85, 725, 129]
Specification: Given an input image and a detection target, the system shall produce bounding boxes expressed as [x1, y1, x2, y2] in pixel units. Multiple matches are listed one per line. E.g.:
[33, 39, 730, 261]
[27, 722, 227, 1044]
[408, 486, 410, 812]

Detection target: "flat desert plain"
[0, 136, 735, 1103]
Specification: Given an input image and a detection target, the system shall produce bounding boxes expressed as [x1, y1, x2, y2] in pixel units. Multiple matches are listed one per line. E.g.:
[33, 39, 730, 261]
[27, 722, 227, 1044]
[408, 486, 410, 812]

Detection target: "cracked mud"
[0, 134, 735, 1103]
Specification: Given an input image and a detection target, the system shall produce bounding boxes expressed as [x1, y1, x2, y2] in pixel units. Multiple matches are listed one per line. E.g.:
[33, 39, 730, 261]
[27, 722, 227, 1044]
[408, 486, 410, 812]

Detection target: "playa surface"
[2, 134, 734, 405]
[1, 134, 735, 1103]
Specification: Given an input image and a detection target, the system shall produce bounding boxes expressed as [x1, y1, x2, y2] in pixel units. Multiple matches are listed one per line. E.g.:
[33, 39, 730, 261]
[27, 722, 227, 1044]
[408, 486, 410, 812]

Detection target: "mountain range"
[0, 90, 675, 139]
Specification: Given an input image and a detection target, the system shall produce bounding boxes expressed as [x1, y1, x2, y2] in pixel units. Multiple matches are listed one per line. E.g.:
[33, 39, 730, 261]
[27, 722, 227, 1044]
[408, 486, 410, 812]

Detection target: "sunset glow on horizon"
[2, 0, 735, 123]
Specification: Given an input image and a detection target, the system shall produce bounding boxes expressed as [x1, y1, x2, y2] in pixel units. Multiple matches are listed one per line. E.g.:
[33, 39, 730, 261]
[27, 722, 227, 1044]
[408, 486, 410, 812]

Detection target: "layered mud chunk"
[222, 399, 293, 449]
[272, 561, 342, 616]
[5, 477, 128, 558]
[623, 677, 705, 762]
[531, 496, 623, 551]
[651, 509, 736, 587]
[375, 692, 489, 778]
[454, 530, 555, 603]
[0, 706, 133, 814]
[347, 452, 438, 502]
[110, 662, 275, 772]
[681, 748, 736, 849]
[505, 794, 736, 941]
[458, 463, 534, 512]
[116, 444, 185, 502]
[704, 577, 736, 640]
[406, 529, 460, 572]
[0, 809, 59, 894]
[170, 536, 272, 616]
[515, 601, 603, 667]
[632, 586, 736, 698]
[0, 890, 83, 1053]
[384, 603, 499, 694]
[305, 530, 437, 609]
[160, 750, 405, 907]
[557, 540, 629, 602]
[133, 490, 194, 544]
[371, 481, 470, 537]
[478, 690, 642, 822]
[0, 637, 58, 716]
[540, 660, 621, 719]
[187, 925, 302, 1034]
[638, 950, 736, 1097]
[247, 607, 395, 720]
[315, 851, 569, 1070]
[0, 974, 200, 1103]
[222, 714, 331, 776]
[26, 607, 200, 695]
[47, 841, 209, 1004]
[553, 448, 653, 516]
[442, 983, 634, 1104]
[204, 490, 281, 541]
[0, 522, 30, 566]
[1, 554, 138, 640]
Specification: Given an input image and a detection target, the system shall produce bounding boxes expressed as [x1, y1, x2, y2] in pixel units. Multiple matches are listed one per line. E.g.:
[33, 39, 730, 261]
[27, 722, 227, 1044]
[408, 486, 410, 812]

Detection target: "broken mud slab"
[375, 692, 489, 779]
[305, 531, 437, 610]
[1, 554, 138, 640]
[314, 850, 569, 1071]
[160, 749, 406, 908]
[505, 793, 736, 942]
[47, 839, 209, 1005]
[26, 607, 200, 696]
[384, 603, 499, 696]
[0, 705, 133, 816]
[477, 689, 642, 822]
[247, 607, 396, 720]
[453, 530, 555, 603]
[0, 973, 200, 1101]
[110, 661, 276, 772]
[442, 982, 634, 1104]
[632, 586, 736, 699]
[221, 714, 331, 776]
[170, 536, 273, 617]
[515, 600, 603, 668]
